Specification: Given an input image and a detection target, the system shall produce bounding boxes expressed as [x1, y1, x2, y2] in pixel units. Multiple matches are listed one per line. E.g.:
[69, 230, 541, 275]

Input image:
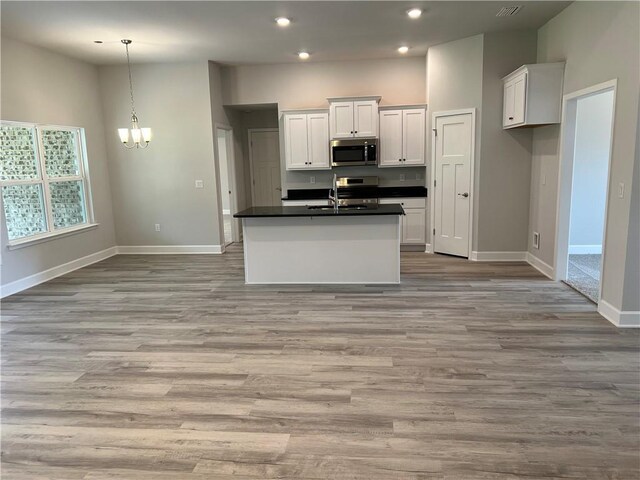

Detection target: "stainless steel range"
[330, 176, 379, 207]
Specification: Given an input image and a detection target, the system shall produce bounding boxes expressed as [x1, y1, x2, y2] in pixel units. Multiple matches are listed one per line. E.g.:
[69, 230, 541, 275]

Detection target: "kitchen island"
[234, 204, 404, 284]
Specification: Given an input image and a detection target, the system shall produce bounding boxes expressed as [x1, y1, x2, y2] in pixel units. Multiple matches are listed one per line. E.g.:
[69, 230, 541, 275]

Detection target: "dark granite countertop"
[234, 204, 405, 218]
[282, 186, 427, 201]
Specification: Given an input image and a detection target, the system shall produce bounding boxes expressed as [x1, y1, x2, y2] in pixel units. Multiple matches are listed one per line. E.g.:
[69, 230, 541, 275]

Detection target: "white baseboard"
[117, 245, 223, 254]
[470, 251, 528, 261]
[526, 252, 554, 279]
[598, 300, 640, 328]
[0, 246, 118, 299]
[425, 243, 433, 254]
[568, 245, 602, 255]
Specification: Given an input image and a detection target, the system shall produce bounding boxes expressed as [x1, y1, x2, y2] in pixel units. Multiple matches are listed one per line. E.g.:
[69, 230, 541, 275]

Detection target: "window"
[1, 122, 94, 246]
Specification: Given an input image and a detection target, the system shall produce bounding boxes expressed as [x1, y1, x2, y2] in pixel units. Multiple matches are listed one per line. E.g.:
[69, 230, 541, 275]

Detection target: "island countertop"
[234, 204, 404, 218]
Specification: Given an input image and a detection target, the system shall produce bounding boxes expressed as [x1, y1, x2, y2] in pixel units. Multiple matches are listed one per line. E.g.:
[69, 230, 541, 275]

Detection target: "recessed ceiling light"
[275, 17, 291, 27]
[398, 46, 410, 54]
[298, 51, 310, 60]
[407, 8, 422, 19]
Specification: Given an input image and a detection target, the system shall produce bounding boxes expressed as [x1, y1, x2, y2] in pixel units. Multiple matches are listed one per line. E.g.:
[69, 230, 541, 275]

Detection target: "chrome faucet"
[328, 174, 339, 212]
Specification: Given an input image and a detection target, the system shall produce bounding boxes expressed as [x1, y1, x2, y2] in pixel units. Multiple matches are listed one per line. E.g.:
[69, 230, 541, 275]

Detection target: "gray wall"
[477, 31, 537, 253]
[99, 62, 220, 247]
[530, 1, 640, 312]
[221, 57, 426, 109]
[426, 32, 537, 254]
[426, 35, 484, 249]
[221, 56, 428, 195]
[569, 90, 614, 248]
[1, 37, 116, 286]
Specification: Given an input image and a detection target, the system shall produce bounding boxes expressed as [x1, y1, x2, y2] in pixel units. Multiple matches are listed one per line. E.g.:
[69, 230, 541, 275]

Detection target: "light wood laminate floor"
[2, 245, 639, 479]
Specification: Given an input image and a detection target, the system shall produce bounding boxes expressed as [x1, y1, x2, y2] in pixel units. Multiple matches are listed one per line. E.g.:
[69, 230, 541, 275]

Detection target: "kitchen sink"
[307, 205, 369, 210]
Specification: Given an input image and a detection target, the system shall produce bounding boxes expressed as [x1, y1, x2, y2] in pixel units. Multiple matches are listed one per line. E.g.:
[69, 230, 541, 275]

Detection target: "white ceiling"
[1, 1, 570, 65]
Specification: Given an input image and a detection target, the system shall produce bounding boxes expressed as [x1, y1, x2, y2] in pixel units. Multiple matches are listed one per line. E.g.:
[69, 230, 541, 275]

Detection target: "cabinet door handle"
[398, 159, 402, 162]
[403, 159, 406, 162]
[508, 116, 514, 120]
[458, 192, 469, 198]
[354, 131, 358, 134]
[350, 131, 353, 134]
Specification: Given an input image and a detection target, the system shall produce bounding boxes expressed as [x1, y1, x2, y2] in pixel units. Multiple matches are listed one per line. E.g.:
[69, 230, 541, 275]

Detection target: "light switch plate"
[533, 232, 540, 249]
[618, 182, 625, 198]
[195, 180, 204, 189]
[155, 224, 161, 232]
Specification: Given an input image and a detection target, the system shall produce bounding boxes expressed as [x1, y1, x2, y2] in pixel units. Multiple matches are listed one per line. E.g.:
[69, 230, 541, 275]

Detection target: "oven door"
[331, 139, 377, 167]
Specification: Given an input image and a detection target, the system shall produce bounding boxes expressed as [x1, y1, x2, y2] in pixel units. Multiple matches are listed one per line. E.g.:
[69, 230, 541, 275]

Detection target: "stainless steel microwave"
[330, 138, 377, 167]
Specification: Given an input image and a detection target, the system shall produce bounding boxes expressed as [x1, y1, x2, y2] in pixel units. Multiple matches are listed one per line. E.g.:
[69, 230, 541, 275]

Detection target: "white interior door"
[379, 110, 403, 166]
[250, 130, 282, 206]
[434, 113, 472, 257]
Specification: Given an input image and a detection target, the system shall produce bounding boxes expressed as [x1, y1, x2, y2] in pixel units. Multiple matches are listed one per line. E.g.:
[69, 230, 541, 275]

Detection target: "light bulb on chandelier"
[118, 39, 151, 149]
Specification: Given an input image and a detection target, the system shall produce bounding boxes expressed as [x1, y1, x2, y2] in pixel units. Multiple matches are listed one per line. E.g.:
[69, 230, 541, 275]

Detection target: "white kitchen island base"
[241, 215, 400, 284]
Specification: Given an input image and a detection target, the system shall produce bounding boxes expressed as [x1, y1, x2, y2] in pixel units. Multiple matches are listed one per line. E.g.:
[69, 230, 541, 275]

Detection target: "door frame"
[213, 123, 240, 249]
[553, 79, 617, 304]
[248, 128, 280, 206]
[430, 108, 477, 258]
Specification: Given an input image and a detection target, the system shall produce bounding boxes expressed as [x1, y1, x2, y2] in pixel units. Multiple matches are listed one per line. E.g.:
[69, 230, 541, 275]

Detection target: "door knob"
[458, 192, 469, 198]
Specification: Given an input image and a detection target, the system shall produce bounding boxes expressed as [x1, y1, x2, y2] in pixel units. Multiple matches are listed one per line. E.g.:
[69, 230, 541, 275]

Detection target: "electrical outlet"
[399, 174, 405, 182]
[542, 175, 547, 186]
[310, 176, 316, 184]
[155, 224, 161, 232]
[533, 232, 540, 249]
[618, 182, 625, 198]
[195, 180, 204, 189]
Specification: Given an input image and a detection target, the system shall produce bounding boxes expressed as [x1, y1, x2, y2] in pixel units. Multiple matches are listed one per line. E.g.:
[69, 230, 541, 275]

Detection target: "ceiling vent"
[496, 6, 523, 17]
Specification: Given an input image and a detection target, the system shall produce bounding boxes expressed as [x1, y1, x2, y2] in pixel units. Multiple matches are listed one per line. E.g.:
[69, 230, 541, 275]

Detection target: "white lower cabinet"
[380, 197, 426, 244]
[283, 111, 330, 170]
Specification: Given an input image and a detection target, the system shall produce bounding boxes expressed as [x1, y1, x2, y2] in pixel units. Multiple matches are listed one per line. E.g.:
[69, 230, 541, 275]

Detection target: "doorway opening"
[555, 81, 616, 303]
[214, 124, 239, 248]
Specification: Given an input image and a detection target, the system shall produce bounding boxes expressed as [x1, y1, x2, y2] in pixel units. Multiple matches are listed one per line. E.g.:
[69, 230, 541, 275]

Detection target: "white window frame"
[1, 120, 97, 249]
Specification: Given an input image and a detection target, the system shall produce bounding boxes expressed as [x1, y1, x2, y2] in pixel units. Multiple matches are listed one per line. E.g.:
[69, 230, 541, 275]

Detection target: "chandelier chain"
[124, 42, 136, 117]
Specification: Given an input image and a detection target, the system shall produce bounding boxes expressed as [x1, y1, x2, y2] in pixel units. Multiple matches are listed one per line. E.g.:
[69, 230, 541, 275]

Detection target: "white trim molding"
[117, 245, 223, 255]
[470, 251, 528, 262]
[598, 300, 640, 328]
[0, 246, 118, 298]
[526, 253, 554, 279]
[568, 245, 602, 255]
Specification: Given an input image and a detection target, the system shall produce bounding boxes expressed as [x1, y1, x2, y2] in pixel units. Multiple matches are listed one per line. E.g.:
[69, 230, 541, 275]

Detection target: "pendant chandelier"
[118, 39, 151, 149]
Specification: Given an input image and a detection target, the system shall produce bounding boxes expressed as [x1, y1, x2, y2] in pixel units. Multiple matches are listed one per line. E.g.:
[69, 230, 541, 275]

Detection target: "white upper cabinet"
[328, 96, 380, 139]
[379, 106, 426, 167]
[283, 110, 330, 171]
[502, 62, 564, 129]
[330, 102, 354, 138]
[353, 100, 378, 137]
[402, 108, 426, 165]
[306, 112, 330, 169]
[379, 110, 403, 166]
